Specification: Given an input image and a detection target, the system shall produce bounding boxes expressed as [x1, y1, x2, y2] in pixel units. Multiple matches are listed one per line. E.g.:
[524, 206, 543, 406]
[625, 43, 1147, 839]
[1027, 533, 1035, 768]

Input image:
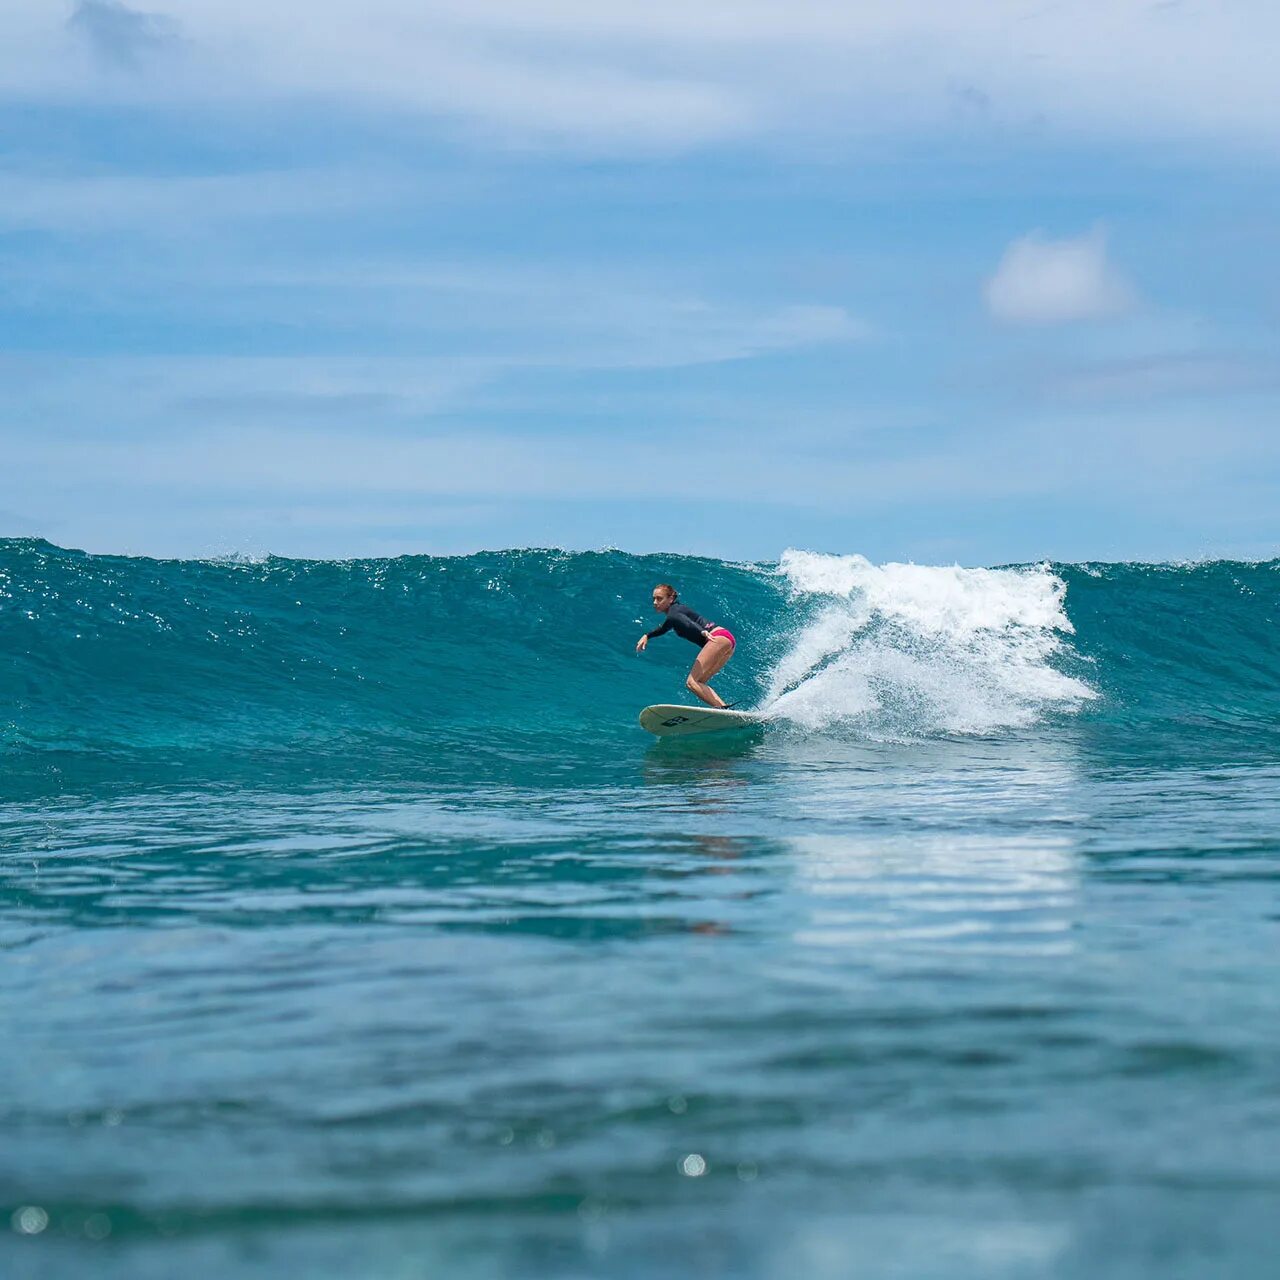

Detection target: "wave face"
[3, 538, 1278, 791]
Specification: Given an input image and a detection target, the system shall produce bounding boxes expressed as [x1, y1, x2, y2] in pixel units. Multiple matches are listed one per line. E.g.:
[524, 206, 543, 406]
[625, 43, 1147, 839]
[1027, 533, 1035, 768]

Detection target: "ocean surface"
[2, 537, 1278, 1278]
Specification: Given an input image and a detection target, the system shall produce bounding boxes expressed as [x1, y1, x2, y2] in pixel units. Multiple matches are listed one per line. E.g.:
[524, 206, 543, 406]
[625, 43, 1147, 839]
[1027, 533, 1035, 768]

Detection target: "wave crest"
[765, 550, 1096, 736]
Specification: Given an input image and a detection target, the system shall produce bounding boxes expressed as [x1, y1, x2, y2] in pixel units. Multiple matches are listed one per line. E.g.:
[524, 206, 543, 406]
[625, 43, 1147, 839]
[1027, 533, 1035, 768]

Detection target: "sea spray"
[765, 550, 1096, 736]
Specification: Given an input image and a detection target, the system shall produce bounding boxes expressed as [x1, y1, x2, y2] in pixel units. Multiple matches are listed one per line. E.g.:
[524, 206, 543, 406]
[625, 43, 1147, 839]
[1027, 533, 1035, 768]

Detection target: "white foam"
[766, 550, 1096, 737]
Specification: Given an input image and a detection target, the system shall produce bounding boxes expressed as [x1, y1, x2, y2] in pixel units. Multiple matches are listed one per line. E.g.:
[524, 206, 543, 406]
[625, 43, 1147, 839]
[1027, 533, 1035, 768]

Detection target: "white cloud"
[984, 230, 1134, 325]
[0, 169, 418, 234]
[9, 402, 1274, 521]
[0, 420, 1026, 507]
[7, 381, 1276, 558]
[1036, 353, 1280, 403]
[0, 287, 864, 436]
[0, 242, 866, 381]
[1, 2, 1279, 152]
[70, 0, 179, 69]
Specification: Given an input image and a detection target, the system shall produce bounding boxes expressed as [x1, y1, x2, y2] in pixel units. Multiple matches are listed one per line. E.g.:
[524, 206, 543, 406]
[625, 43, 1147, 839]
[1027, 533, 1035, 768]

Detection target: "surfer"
[635, 583, 736, 709]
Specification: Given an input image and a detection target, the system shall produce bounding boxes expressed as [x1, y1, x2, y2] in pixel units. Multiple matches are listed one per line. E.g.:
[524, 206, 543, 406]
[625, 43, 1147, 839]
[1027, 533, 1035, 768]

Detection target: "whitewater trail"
[763, 550, 1097, 736]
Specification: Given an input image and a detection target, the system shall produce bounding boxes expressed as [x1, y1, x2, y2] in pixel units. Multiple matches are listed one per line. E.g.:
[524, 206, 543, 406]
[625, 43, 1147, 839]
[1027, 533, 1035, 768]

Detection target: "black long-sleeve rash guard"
[646, 601, 715, 648]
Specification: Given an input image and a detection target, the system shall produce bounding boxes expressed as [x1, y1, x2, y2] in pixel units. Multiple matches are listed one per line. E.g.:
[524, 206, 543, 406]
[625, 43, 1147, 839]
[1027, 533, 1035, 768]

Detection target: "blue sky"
[3, 0, 1278, 562]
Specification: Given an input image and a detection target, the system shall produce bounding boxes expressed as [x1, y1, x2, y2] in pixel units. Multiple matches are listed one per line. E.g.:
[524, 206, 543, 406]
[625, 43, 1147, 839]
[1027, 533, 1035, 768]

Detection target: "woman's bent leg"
[686, 637, 734, 708]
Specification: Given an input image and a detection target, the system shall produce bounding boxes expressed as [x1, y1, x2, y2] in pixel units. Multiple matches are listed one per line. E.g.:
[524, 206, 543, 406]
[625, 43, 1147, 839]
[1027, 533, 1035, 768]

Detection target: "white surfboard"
[639, 704, 764, 738]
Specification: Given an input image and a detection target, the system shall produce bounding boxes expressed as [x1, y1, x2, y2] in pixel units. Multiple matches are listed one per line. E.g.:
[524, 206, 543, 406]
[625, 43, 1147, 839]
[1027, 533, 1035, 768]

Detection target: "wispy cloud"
[8, 382, 1277, 558]
[984, 230, 1134, 325]
[0, 168, 417, 234]
[69, 0, 179, 69]
[0, 246, 866, 375]
[10, 401, 1275, 516]
[0, 356, 498, 436]
[4, 2, 1279, 152]
[1037, 353, 1280, 403]
[0, 507, 46, 536]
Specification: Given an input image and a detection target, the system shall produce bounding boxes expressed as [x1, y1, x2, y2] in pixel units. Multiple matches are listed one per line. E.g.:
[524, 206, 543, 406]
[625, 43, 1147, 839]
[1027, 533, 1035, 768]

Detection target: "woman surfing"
[635, 583, 736, 709]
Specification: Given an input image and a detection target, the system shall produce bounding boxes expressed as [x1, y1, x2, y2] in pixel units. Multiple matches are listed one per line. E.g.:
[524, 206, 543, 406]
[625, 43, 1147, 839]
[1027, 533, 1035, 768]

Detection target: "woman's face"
[652, 587, 674, 613]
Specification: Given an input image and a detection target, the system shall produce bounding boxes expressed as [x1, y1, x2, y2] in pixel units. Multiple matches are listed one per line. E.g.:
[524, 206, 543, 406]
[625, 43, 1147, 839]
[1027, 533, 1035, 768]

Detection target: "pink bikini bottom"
[708, 627, 736, 648]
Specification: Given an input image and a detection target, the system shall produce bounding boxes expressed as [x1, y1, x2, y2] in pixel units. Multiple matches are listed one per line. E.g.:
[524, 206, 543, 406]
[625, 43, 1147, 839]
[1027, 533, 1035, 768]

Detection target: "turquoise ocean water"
[2, 537, 1279, 1277]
